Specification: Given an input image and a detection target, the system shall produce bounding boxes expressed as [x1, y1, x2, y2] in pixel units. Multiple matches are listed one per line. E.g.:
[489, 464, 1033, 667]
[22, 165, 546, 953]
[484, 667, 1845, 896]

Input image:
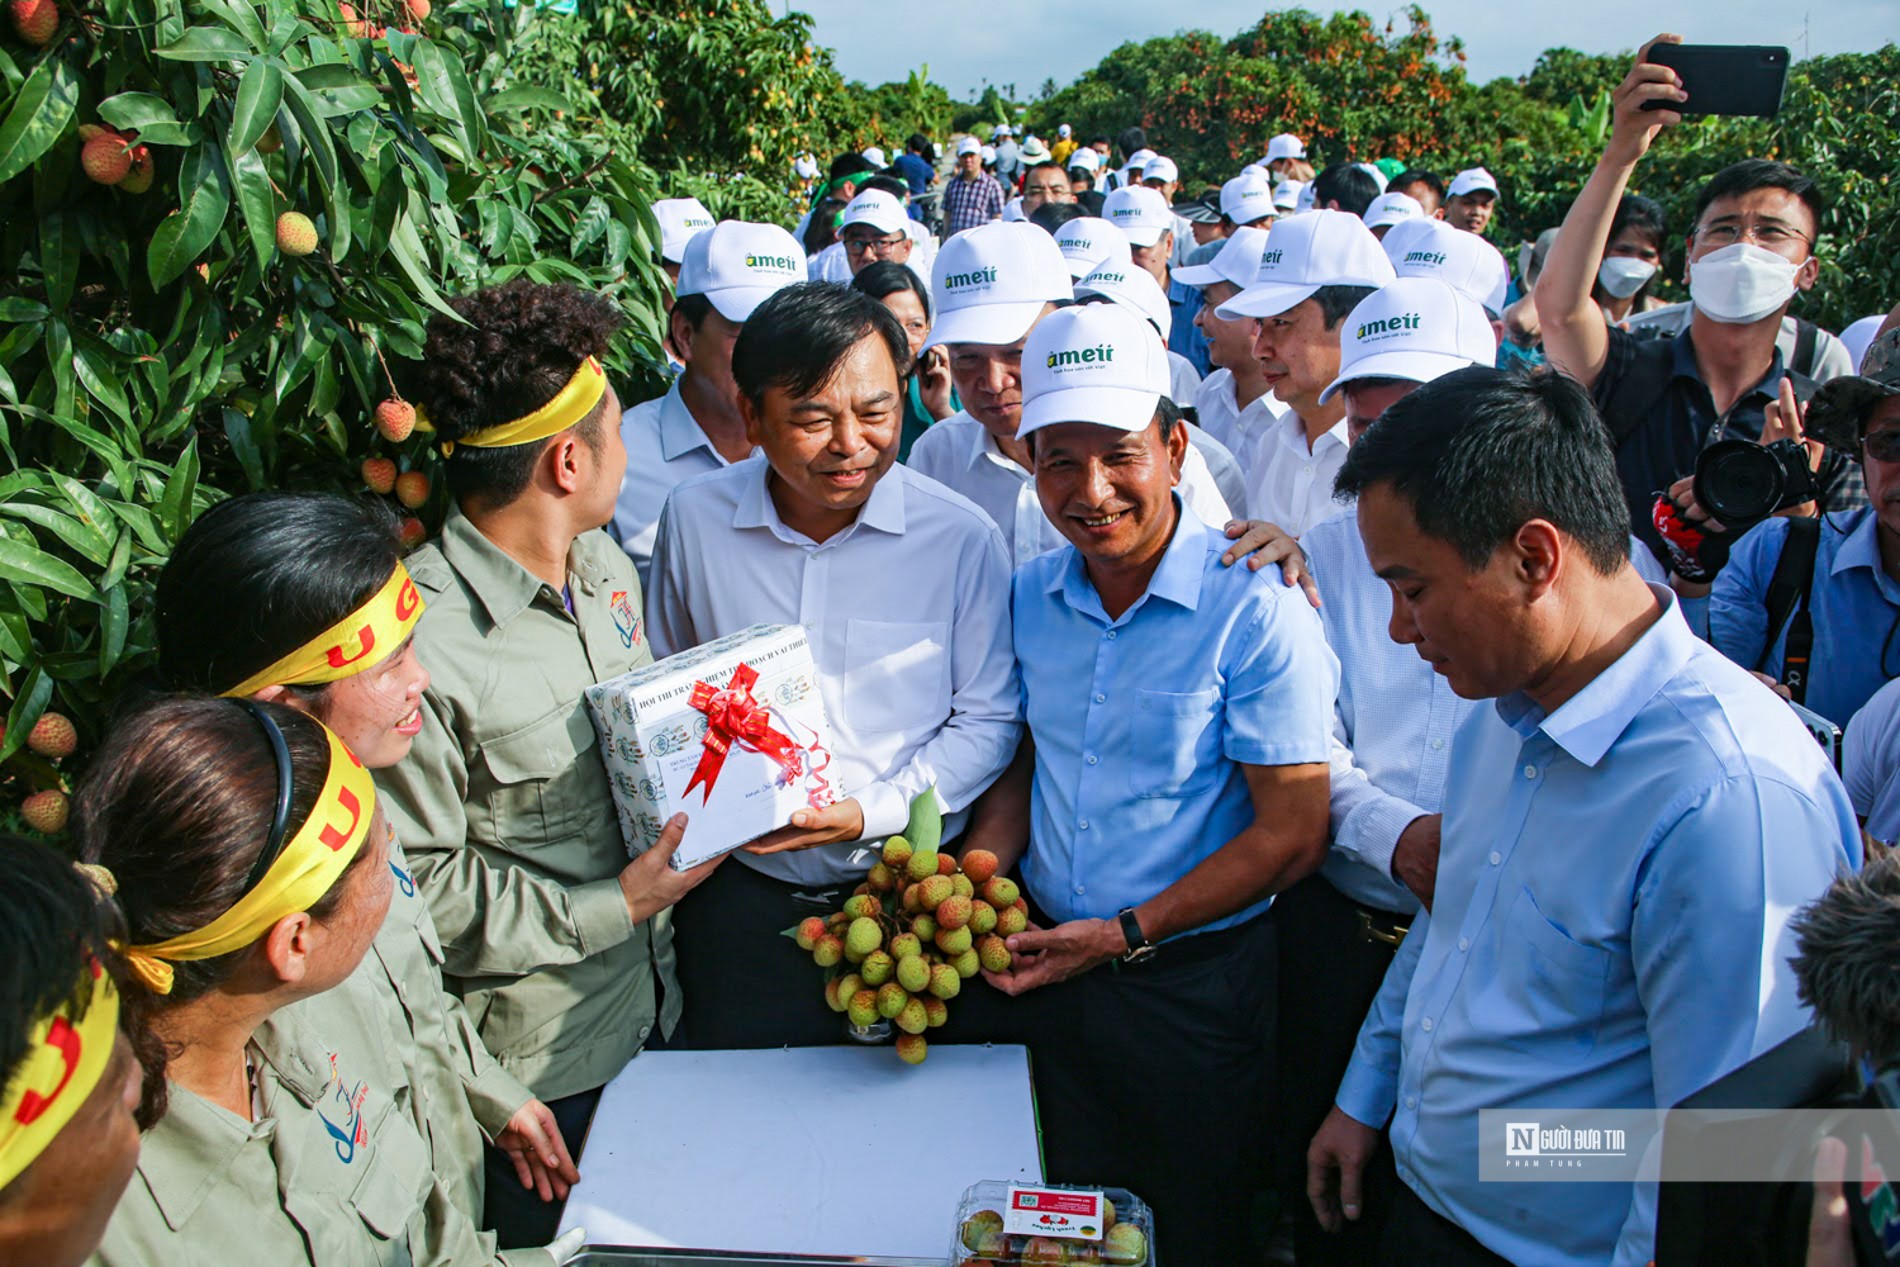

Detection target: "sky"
[787, 0, 1887, 101]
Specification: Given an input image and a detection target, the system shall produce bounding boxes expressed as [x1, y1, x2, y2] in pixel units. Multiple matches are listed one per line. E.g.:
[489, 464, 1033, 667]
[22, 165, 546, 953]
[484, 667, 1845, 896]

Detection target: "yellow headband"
[0, 959, 119, 1192]
[122, 723, 378, 995]
[437, 356, 607, 457]
[219, 563, 425, 700]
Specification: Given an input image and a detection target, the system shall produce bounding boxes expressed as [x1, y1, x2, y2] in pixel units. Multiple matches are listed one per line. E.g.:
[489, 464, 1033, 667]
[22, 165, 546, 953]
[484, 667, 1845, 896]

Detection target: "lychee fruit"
[337, 2, 372, 36]
[896, 953, 930, 993]
[21, 788, 67, 834]
[794, 915, 826, 951]
[951, 872, 975, 899]
[1102, 1223, 1147, 1265]
[1103, 1198, 1117, 1228]
[912, 913, 938, 942]
[1022, 1238, 1072, 1264]
[905, 847, 938, 882]
[404, 0, 429, 18]
[375, 398, 415, 442]
[276, 210, 318, 256]
[969, 900, 998, 935]
[917, 874, 953, 910]
[952, 947, 981, 978]
[26, 712, 76, 759]
[888, 932, 922, 959]
[980, 876, 1019, 908]
[881, 835, 912, 868]
[977, 934, 1012, 973]
[961, 848, 1000, 885]
[894, 996, 928, 1034]
[859, 949, 894, 987]
[397, 517, 427, 549]
[119, 146, 155, 194]
[812, 933, 844, 967]
[894, 1033, 927, 1064]
[927, 961, 961, 999]
[960, 1209, 1005, 1251]
[395, 470, 430, 509]
[875, 982, 908, 1020]
[80, 133, 131, 185]
[922, 996, 948, 1028]
[846, 989, 879, 1027]
[361, 457, 398, 494]
[842, 893, 881, 920]
[995, 903, 1029, 937]
[934, 925, 973, 956]
[9, 0, 56, 44]
[937, 853, 957, 876]
[823, 978, 846, 1012]
[844, 915, 882, 959]
[936, 894, 973, 930]
[866, 861, 896, 891]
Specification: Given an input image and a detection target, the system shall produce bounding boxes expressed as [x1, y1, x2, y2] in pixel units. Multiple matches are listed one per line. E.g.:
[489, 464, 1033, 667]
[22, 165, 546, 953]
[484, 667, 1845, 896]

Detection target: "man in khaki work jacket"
[377, 280, 724, 1248]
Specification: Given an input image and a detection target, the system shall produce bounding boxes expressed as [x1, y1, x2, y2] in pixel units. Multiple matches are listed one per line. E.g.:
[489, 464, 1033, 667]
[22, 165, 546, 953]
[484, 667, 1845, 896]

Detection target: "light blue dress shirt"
[1710, 507, 1900, 727]
[608, 379, 752, 588]
[1334, 586, 1860, 1265]
[1012, 501, 1338, 934]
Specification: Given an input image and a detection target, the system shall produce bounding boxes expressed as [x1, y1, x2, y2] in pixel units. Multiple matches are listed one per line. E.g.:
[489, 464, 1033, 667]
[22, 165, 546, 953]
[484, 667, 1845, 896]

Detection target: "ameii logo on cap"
[1045, 342, 1116, 371]
[1402, 250, 1448, 268]
[686, 216, 714, 229]
[943, 265, 1000, 291]
[745, 252, 803, 275]
[1355, 311, 1424, 342]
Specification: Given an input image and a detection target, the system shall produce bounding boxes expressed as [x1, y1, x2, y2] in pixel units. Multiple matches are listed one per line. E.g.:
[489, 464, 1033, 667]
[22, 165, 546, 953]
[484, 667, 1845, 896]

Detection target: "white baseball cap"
[981, 146, 997, 165]
[1053, 216, 1133, 279]
[1172, 225, 1271, 290]
[1142, 155, 1179, 185]
[1002, 196, 1027, 223]
[1273, 179, 1303, 211]
[1265, 133, 1306, 163]
[676, 221, 807, 322]
[1319, 277, 1498, 404]
[1241, 162, 1268, 178]
[1216, 209, 1396, 320]
[1020, 303, 1170, 438]
[1355, 161, 1390, 193]
[1058, 123, 1072, 138]
[1101, 185, 1174, 248]
[861, 146, 887, 169]
[793, 154, 819, 181]
[1447, 167, 1498, 199]
[1219, 172, 1275, 226]
[1296, 181, 1318, 214]
[1066, 147, 1101, 174]
[653, 197, 715, 265]
[957, 136, 982, 157]
[923, 222, 1075, 350]
[1076, 260, 1172, 341]
[838, 190, 908, 236]
[1362, 190, 1424, 231]
[1381, 216, 1509, 315]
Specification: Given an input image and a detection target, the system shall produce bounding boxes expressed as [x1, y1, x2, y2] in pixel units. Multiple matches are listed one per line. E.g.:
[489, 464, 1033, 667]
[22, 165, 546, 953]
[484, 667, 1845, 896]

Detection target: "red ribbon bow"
[683, 663, 804, 803]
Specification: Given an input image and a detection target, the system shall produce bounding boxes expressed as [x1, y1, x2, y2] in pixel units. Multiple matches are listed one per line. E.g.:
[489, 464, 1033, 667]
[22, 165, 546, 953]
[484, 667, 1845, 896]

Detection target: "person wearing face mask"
[1537, 34, 1862, 566]
[1591, 194, 1667, 327]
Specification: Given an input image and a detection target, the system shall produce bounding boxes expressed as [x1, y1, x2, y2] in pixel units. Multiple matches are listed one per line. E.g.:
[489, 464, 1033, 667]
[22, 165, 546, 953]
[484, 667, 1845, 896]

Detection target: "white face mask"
[1688, 243, 1803, 324]
[1597, 256, 1657, 300]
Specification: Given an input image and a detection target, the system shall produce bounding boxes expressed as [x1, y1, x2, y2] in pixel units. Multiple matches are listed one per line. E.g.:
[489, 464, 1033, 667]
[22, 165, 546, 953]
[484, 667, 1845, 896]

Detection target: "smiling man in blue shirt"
[1305, 365, 1860, 1267]
[961, 302, 1335, 1264]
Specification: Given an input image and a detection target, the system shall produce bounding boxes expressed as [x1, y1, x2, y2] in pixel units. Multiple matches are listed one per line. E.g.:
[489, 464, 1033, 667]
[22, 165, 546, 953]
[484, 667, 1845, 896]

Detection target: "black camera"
[1692, 438, 1819, 528]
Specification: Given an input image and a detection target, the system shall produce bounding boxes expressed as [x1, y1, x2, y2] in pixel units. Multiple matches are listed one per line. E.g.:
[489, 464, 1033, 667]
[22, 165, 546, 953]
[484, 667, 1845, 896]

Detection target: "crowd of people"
[6, 32, 1900, 1267]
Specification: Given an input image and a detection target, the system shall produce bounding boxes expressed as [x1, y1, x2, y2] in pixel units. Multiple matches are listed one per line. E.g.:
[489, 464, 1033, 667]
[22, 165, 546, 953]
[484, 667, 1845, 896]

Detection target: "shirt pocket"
[346, 1101, 433, 1241]
[1131, 687, 1224, 799]
[843, 618, 951, 734]
[477, 704, 602, 848]
[1504, 885, 1611, 1044]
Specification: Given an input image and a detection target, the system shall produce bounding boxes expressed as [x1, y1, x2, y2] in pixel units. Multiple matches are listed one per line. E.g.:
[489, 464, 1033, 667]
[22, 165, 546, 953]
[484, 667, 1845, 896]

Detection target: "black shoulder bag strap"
[1599, 338, 1676, 448]
[1760, 515, 1822, 704]
[1792, 317, 1819, 380]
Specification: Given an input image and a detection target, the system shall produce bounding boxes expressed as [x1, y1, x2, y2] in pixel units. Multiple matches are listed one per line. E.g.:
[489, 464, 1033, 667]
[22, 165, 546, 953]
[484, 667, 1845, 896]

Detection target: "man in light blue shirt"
[962, 303, 1335, 1264]
[1307, 365, 1860, 1266]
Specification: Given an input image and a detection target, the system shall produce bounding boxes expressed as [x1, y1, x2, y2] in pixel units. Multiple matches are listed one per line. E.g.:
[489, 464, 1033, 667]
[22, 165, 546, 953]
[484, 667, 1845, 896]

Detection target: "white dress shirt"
[1185, 423, 1249, 521]
[610, 380, 753, 586]
[645, 458, 1021, 887]
[1192, 369, 1286, 478]
[807, 241, 852, 283]
[1243, 409, 1351, 536]
[1166, 349, 1203, 405]
[906, 411, 1237, 567]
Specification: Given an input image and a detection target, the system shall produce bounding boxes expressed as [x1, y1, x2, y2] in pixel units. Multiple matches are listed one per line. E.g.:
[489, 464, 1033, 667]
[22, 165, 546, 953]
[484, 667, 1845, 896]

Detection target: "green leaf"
[0, 56, 79, 185]
[229, 57, 284, 155]
[0, 667, 52, 762]
[222, 407, 265, 489]
[96, 529, 132, 594]
[193, 0, 268, 51]
[72, 339, 133, 429]
[0, 297, 47, 322]
[154, 26, 255, 62]
[229, 143, 277, 268]
[484, 86, 571, 114]
[388, 212, 464, 322]
[97, 91, 179, 132]
[98, 582, 128, 677]
[147, 143, 232, 288]
[0, 535, 92, 599]
[39, 211, 76, 312]
[411, 36, 486, 157]
[158, 436, 199, 541]
[0, 502, 113, 566]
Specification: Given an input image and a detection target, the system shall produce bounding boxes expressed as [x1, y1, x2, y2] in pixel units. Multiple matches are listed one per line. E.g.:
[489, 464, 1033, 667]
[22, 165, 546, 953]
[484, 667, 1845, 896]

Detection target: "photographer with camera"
[1708, 330, 1900, 726]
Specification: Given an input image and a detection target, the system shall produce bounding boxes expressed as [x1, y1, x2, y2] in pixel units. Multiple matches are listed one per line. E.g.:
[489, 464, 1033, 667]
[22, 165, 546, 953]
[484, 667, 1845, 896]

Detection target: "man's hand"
[1750, 669, 1795, 702]
[917, 346, 957, 422]
[1307, 1105, 1381, 1233]
[980, 917, 1122, 995]
[619, 813, 727, 925]
[494, 1098, 582, 1202]
[1606, 36, 1687, 167]
[744, 798, 866, 856]
[1391, 814, 1441, 912]
[1220, 519, 1322, 609]
[1763, 376, 1826, 517]
[1806, 1136, 1853, 1267]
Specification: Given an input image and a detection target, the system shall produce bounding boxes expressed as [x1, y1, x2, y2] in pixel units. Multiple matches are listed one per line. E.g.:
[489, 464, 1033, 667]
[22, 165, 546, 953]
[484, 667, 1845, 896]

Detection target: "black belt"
[1354, 902, 1411, 949]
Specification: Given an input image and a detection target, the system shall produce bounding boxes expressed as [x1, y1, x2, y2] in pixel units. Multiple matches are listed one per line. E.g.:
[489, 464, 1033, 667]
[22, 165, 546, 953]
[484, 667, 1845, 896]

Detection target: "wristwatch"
[1118, 907, 1156, 964]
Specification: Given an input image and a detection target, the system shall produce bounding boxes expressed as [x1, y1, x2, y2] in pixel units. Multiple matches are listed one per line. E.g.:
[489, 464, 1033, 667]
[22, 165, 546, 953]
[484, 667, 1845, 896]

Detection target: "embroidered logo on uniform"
[389, 859, 416, 899]
[316, 1069, 371, 1164]
[611, 590, 641, 648]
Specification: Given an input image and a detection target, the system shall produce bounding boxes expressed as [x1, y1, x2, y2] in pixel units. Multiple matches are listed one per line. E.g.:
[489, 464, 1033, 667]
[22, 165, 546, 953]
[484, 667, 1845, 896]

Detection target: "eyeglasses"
[1863, 430, 1900, 464]
[1695, 220, 1813, 250]
[843, 234, 906, 256]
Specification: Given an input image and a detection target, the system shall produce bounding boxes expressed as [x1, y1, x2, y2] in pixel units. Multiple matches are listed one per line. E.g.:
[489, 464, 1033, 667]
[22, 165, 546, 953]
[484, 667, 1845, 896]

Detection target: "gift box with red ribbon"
[585, 624, 846, 871]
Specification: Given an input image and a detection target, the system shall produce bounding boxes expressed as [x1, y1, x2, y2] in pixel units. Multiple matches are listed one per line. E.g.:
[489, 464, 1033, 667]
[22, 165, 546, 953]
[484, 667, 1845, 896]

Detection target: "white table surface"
[558, 1044, 1042, 1258]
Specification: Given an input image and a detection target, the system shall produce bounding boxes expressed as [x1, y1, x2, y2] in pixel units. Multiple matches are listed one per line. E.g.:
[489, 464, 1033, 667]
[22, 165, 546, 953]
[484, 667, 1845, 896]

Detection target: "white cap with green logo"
[1019, 303, 1170, 438]
[1319, 277, 1497, 404]
[1052, 216, 1131, 280]
[1076, 261, 1173, 341]
[653, 197, 716, 265]
[1101, 185, 1173, 248]
[1215, 208, 1396, 320]
[923, 222, 1075, 350]
[676, 220, 807, 322]
[1381, 216, 1510, 316]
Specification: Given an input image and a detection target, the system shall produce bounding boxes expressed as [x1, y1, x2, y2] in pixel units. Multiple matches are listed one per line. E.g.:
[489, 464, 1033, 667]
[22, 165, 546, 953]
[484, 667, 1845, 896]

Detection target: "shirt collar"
[732, 455, 909, 542]
[137, 1082, 273, 1232]
[1831, 509, 1879, 577]
[657, 378, 718, 463]
[439, 504, 588, 629]
[1051, 496, 1208, 620]
[1674, 325, 1789, 399]
[1282, 410, 1349, 453]
[1494, 583, 1694, 767]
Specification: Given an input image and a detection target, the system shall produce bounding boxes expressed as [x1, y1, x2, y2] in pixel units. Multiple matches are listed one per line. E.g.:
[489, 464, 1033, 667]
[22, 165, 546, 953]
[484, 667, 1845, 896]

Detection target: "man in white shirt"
[1178, 227, 1287, 470]
[907, 222, 1235, 565]
[1441, 167, 1499, 235]
[1102, 184, 1175, 291]
[650, 196, 715, 315]
[1216, 209, 1396, 535]
[646, 282, 1020, 1049]
[1140, 155, 1196, 271]
[611, 221, 804, 583]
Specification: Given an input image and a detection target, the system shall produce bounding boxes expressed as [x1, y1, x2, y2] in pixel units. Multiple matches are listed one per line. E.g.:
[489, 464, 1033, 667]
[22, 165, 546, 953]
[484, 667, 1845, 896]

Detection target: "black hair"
[72, 698, 371, 1125]
[828, 152, 868, 180]
[1608, 194, 1667, 251]
[671, 292, 716, 339]
[1333, 365, 1631, 574]
[1691, 159, 1824, 240]
[860, 174, 909, 200]
[1087, 135, 1111, 149]
[1313, 284, 1380, 330]
[906, 132, 929, 154]
[1031, 201, 1087, 235]
[1024, 161, 1067, 184]
[1115, 127, 1148, 161]
[156, 492, 403, 698]
[851, 260, 931, 320]
[732, 282, 912, 410]
[1312, 163, 1381, 218]
[408, 279, 621, 509]
[1390, 168, 1444, 202]
[0, 835, 126, 1185]
[1790, 852, 1900, 1061]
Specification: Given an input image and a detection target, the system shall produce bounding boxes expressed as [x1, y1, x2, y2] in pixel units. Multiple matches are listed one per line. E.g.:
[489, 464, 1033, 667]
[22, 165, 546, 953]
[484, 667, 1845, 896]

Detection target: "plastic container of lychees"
[952, 1179, 1155, 1266]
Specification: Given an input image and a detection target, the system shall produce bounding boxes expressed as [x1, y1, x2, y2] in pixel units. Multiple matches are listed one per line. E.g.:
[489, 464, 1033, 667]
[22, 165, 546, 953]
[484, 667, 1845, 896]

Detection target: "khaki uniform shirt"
[94, 995, 550, 1267]
[376, 508, 677, 1101]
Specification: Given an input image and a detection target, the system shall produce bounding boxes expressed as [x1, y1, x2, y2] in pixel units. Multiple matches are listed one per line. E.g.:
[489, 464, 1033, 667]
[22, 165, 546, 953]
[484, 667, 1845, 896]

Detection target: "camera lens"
[1695, 440, 1785, 525]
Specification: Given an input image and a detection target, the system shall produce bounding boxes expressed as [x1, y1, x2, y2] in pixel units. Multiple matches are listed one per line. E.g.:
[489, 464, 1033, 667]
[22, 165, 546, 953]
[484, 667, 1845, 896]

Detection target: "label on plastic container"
[1003, 1186, 1105, 1240]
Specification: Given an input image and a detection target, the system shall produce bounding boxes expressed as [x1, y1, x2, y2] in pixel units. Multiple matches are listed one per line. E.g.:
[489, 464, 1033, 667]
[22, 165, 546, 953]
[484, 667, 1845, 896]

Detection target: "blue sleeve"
[1334, 905, 1429, 1127]
[1708, 517, 1789, 676]
[1222, 589, 1339, 768]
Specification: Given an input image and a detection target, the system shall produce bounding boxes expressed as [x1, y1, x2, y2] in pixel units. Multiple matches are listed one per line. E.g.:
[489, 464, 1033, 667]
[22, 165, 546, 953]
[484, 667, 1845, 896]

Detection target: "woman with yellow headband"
[0, 837, 142, 1267]
[154, 493, 580, 1230]
[75, 699, 576, 1266]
